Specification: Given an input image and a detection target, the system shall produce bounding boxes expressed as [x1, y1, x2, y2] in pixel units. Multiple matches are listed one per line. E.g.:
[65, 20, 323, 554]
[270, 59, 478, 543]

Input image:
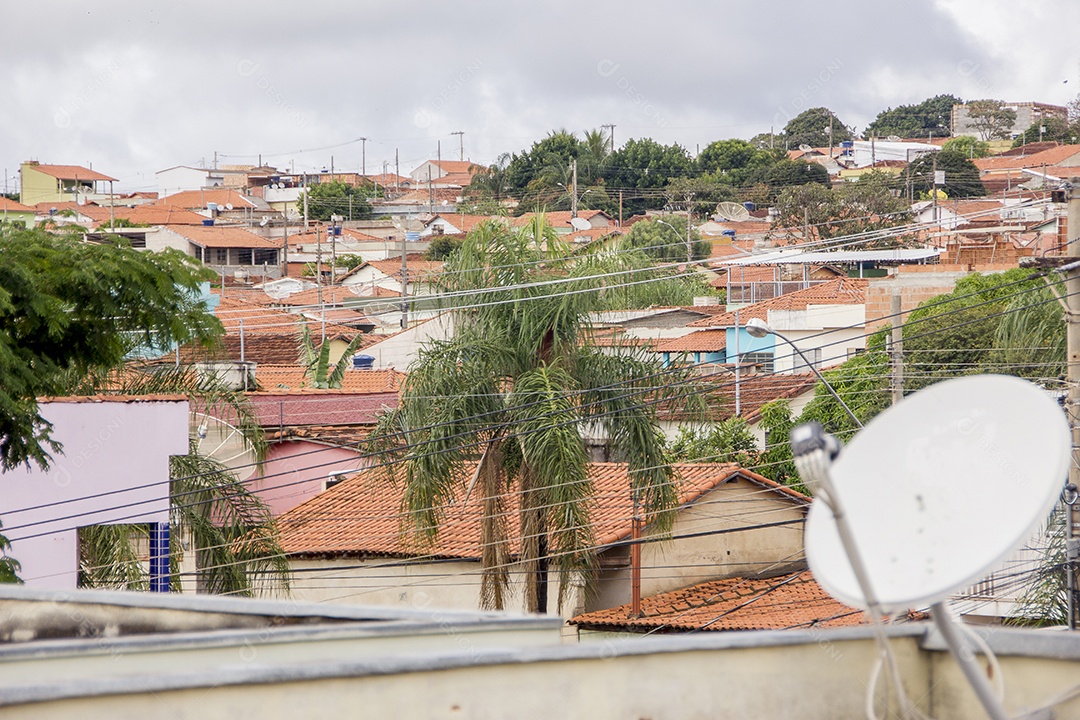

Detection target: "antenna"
[570, 217, 591, 231]
[715, 202, 751, 222]
[797, 374, 1070, 720]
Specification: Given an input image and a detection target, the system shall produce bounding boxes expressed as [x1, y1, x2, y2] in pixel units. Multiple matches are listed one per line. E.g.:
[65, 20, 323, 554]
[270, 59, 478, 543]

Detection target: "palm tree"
[371, 217, 701, 613]
[72, 365, 290, 596]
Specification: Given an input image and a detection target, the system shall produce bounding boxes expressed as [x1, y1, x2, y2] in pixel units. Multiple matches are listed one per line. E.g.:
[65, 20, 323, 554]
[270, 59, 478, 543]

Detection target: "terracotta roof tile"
[569, 570, 865, 632]
[689, 278, 868, 328]
[157, 189, 259, 209]
[510, 210, 612, 228]
[974, 145, 1080, 172]
[429, 214, 507, 233]
[246, 391, 398, 428]
[657, 372, 818, 424]
[655, 330, 728, 353]
[256, 364, 404, 393]
[276, 462, 807, 558]
[0, 198, 36, 213]
[23, 163, 116, 182]
[79, 204, 208, 227]
[169, 225, 281, 249]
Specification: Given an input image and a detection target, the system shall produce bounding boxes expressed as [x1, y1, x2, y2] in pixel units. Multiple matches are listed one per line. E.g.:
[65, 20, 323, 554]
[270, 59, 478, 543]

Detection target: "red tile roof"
[213, 294, 360, 339]
[433, 160, 481, 174]
[169, 225, 282, 249]
[655, 330, 728, 353]
[23, 163, 116, 182]
[429, 213, 507, 233]
[974, 145, 1080, 172]
[0, 198, 35, 213]
[275, 462, 807, 558]
[569, 570, 866, 632]
[246, 391, 398, 428]
[689, 278, 868, 328]
[657, 372, 818, 425]
[286, 227, 384, 246]
[510, 210, 613, 228]
[357, 255, 444, 281]
[256, 365, 403, 393]
[80, 204, 208, 227]
[157, 189, 258, 209]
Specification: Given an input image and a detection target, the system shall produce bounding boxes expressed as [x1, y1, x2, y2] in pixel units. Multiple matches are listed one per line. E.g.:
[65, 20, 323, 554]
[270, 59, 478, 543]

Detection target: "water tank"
[351, 354, 375, 370]
[207, 202, 218, 214]
[202, 218, 215, 226]
[722, 229, 736, 238]
[742, 202, 756, 212]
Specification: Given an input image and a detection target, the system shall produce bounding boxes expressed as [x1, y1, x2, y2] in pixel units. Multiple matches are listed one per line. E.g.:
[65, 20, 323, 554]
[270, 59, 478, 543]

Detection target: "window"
[214, 248, 229, 264]
[742, 352, 774, 374]
[237, 248, 253, 265]
[254, 248, 277, 265]
[793, 347, 822, 373]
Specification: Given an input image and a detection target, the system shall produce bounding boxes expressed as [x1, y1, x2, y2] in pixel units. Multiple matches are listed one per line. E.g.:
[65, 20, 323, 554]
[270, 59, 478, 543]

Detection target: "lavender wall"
[0, 399, 188, 589]
[253, 441, 370, 517]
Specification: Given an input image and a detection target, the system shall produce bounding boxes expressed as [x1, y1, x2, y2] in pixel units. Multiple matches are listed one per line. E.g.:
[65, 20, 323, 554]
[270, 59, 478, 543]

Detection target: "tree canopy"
[865, 94, 960, 139]
[964, 99, 1017, 141]
[623, 215, 710, 262]
[1012, 116, 1080, 147]
[907, 150, 986, 198]
[0, 227, 222, 470]
[771, 171, 911, 246]
[943, 135, 992, 158]
[303, 180, 374, 221]
[781, 107, 853, 149]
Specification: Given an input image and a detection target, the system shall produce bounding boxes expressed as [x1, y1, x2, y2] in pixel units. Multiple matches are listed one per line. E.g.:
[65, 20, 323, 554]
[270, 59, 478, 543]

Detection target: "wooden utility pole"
[630, 490, 642, 618]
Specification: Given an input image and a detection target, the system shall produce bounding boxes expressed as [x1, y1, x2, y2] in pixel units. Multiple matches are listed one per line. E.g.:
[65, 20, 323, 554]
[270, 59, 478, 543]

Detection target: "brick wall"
[865, 266, 1010, 330]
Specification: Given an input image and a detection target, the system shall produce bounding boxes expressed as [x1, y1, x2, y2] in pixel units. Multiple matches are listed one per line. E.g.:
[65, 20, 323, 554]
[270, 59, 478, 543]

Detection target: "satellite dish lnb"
[805, 374, 1070, 613]
[570, 217, 591, 231]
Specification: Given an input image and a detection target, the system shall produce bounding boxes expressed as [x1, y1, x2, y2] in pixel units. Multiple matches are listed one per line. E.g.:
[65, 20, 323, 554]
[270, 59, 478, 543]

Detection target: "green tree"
[426, 234, 465, 260]
[771, 171, 911, 245]
[781, 107, 853, 149]
[744, 159, 830, 199]
[797, 328, 892, 439]
[943, 136, 992, 158]
[622, 215, 710, 262]
[907, 150, 986, 198]
[664, 176, 738, 218]
[466, 152, 513, 205]
[606, 138, 694, 216]
[865, 94, 960, 139]
[0, 226, 221, 472]
[1012, 116, 1080, 147]
[370, 218, 701, 612]
[757, 400, 798, 489]
[302, 180, 373, 221]
[505, 130, 583, 196]
[668, 417, 758, 466]
[0, 522, 21, 583]
[964, 99, 1018, 141]
[696, 139, 782, 187]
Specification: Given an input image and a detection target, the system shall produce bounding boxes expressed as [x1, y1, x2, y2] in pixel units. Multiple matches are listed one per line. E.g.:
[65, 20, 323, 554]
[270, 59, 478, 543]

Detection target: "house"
[409, 159, 481, 185]
[155, 165, 228, 198]
[339, 254, 443, 298]
[0, 197, 36, 228]
[273, 461, 809, 617]
[684, 278, 869, 373]
[0, 396, 188, 590]
[570, 570, 865, 635]
[156, 188, 264, 213]
[510, 209, 615, 232]
[155, 225, 281, 272]
[974, 144, 1080, 191]
[845, 140, 938, 168]
[420, 213, 505, 236]
[18, 161, 116, 206]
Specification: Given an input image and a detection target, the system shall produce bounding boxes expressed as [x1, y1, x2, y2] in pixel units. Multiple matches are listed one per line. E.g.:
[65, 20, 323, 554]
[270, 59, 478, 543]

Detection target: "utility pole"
[1066, 177, 1080, 630]
[451, 130, 464, 161]
[570, 158, 578, 218]
[302, 175, 309, 229]
[932, 154, 939, 226]
[400, 232, 409, 330]
[618, 190, 623, 227]
[282, 211, 288, 277]
[685, 193, 695, 263]
[359, 137, 367, 177]
[734, 310, 741, 416]
[630, 489, 642, 618]
[890, 293, 904, 405]
[395, 149, 400, 191]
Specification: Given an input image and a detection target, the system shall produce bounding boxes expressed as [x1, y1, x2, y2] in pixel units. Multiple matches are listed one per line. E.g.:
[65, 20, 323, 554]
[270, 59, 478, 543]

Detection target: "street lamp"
[745, 318, 863, 428]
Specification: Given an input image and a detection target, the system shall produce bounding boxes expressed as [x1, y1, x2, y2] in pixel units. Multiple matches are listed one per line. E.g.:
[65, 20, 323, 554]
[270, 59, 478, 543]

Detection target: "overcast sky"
[2, 0, 1077, 193]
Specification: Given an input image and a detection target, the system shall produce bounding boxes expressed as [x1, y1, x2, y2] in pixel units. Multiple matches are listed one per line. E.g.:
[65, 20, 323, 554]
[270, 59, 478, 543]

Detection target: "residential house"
[19, 161, 116, 206]
[339, 254, 443, 299]
[409, 159, 480, 185]
[683, 278, 869, 373]
[273, 461, 809, 617]
[155, 225, 281, 272]
[973, 144, 1080, 191]
[156, 188, 266, 216]
[570, 569, 865, 635]
[420, 213, 505, 236]
[845, 140, 938, 168]
[510, 209, 615, 232]
[0, 197, 36, 228]
[155, 165, 228, 198]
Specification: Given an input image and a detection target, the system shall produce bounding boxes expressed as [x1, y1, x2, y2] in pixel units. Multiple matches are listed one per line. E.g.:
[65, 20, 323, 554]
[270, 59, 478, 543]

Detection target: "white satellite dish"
[715, 202, 751, 222]
[887, 135, 902, 142]
[798, 143, 813, 152]
[259, 216, 270, 227]
[806, 374, 1070, 613]
[225, 203, 234, 211]
[190, 413, 259, 481]
[570, 217, 591, 231]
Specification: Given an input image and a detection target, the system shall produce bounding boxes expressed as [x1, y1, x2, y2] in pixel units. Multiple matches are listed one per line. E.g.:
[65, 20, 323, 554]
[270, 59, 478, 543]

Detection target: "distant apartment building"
[951, 101, 1067, 139]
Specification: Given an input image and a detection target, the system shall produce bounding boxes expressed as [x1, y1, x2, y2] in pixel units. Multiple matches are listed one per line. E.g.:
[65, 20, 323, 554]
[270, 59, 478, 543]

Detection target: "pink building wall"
[253, 440, 370, 517]
[0, 398, 188, 589]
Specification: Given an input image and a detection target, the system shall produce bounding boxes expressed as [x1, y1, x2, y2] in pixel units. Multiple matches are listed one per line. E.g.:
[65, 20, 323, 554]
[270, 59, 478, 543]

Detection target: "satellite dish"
[798, 144, 813, 152]
[715, 202, 751, 222]
[887, 135, 902, 142]
[259, 216, 270, 227]
[225, 203, 234, 211]
[570, 217, 591, 231]
[805, 375, 1070, 613]
[190, 412, 258, 481]
[262, 283, 295, 300]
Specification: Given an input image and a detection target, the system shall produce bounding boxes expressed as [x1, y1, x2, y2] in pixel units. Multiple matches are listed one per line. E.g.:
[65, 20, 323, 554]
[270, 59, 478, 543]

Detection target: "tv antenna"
[715, 201, 751, 222]
[795, 375, 1070, 720]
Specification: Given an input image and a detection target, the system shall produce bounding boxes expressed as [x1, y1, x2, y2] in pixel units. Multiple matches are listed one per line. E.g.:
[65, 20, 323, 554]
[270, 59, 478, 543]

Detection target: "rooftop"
[689, 278, 869, 327]
[21, 162, 116, 182]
